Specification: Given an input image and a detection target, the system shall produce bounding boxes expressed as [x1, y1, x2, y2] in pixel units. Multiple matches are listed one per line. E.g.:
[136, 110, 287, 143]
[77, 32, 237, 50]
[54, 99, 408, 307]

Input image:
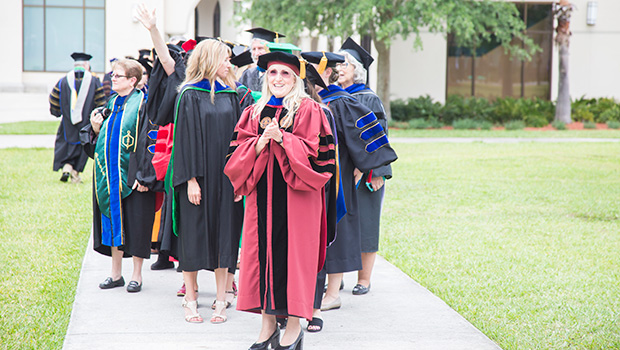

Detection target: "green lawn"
[0, 149, 92, 349]
[390, 127, 620, 139]
[381, 142, 620, 349]
[0, 121, 60, 135]
[1, 143, 619, 349]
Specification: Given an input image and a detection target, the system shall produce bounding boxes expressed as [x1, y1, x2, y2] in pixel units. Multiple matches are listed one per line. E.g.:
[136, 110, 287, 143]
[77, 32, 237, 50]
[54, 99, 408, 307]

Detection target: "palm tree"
[554, 0, 573, 123]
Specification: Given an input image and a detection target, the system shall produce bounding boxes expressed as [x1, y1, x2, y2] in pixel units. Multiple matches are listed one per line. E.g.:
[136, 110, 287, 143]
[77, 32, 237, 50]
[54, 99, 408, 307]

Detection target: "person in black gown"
[171, 39, 244, 324]
[82, 59, 159, 293]
[49, 52, 105, 183]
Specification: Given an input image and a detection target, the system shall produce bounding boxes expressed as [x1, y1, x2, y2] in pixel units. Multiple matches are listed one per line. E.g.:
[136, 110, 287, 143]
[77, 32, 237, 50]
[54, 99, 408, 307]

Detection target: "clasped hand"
[261, 120, 283, 144]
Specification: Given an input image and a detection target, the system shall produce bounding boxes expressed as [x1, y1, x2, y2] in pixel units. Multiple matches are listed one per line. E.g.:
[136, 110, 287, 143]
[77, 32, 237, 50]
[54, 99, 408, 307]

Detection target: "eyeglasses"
[336, 62, 349, 69]
[110, 73, 128, 79]
[267, 68, 294, 79]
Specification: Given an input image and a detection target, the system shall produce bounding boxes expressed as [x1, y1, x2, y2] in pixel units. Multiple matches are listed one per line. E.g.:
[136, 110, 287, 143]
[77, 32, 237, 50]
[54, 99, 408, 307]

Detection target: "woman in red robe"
[225, 51, 336, 350]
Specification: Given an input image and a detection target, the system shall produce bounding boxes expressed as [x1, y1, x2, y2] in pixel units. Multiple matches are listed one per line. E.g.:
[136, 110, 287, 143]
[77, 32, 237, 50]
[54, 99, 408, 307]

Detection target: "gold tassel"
[299, 59, 306, 79]
[275, 32, 279, 43]
[317, 51, 328, 74]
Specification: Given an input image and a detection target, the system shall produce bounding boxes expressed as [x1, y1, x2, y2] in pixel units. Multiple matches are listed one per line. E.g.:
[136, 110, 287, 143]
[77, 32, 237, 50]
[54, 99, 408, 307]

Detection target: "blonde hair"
[178, 39, 235, 103]
[252, 71, 309, 129]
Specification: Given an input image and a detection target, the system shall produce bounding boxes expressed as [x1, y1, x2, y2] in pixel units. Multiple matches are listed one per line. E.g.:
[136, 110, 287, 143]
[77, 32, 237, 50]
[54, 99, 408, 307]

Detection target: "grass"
[0, 149, 92, 349]
[389, 128, 620, 138]
[0, 121, 60, 135]
[2, 142, 620, 349]
[380, 142, 620, 349]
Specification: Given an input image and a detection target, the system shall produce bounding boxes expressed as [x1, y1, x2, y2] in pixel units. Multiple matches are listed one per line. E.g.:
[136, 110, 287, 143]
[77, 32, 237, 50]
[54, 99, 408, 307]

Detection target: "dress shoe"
[150, 260, 175, 270]
[127, 280, 142, 293]
[249, 327, 280, 350]
[99, 276, 125, 289]
[320, 296, 341, 311]
[352, 283, 371, 295]
[275, 329, 303, 350]
[60, 172, 70, 182]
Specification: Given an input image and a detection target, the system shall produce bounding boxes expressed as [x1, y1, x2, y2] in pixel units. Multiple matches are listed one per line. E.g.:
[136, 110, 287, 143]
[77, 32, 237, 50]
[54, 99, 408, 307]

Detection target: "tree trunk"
[555, 43, 571, 123]
[374, 39, 391, 121]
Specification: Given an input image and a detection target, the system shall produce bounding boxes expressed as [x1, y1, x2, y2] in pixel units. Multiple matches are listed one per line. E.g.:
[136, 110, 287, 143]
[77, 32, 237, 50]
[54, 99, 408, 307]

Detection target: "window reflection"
[446, 3, 552, 100]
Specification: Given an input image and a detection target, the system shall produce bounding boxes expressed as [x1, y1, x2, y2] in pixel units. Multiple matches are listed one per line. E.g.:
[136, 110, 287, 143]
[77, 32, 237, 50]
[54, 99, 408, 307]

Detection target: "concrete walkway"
[62, 237, 501, 350]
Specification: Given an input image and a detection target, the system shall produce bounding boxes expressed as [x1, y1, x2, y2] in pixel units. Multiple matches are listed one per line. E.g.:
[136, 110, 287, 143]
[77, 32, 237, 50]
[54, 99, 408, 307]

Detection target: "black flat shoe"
[99, 276, 124, 289]
[127, 280, 142, 293]
[307, 317, 323, 332]
[275, 329, 303, 350]
[323, 279, 344, 293]
[352, 283, 370, 295]
[150, 260, 175, 270]
[60, 172, 70, 182]
[249, 327, 280, 350]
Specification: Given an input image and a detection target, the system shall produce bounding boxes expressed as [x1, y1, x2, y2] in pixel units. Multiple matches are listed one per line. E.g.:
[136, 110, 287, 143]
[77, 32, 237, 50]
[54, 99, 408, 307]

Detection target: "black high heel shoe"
[275, 329, 303, 350]
[249, 327, 280, 350]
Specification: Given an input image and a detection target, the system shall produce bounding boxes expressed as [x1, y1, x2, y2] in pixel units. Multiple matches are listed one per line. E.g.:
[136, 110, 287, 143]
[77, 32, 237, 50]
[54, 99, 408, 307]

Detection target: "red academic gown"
[224, 98, 335, 320]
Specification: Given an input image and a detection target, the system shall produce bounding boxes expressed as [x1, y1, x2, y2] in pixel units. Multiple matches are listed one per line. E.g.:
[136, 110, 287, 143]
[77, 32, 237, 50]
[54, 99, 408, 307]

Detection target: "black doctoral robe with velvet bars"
[318, 85, 397, 273]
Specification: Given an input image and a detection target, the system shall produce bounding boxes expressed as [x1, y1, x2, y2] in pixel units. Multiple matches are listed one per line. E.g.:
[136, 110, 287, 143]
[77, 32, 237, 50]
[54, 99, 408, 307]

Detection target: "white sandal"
[211, 300, 228, 324]
[182, 297, 203, 323]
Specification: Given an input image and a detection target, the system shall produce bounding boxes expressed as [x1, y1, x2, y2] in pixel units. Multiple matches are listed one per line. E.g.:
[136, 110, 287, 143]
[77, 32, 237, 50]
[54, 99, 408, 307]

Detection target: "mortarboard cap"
[231, 50, 253, 68]
[71, 52, 92, 62]
[305, 63, 327, 90]
[266, 42, 301, 54]
[139, 49, 151, 59]
[340, 37, 374, 70]
[300, 51, 344, 75]
[257, 51, 306, 79]
[246, 27, 285, 43]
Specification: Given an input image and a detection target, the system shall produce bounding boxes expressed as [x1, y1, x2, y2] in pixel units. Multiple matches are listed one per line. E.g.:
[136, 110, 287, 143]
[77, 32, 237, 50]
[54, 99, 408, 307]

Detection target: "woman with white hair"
[225, 51, 336, 350]
[170, 39, 245, 324]
[338, 37, 393, 296]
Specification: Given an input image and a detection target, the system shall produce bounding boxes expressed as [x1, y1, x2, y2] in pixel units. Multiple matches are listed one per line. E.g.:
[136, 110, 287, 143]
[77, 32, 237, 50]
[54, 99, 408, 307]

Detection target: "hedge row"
[390, 95, 620, 127]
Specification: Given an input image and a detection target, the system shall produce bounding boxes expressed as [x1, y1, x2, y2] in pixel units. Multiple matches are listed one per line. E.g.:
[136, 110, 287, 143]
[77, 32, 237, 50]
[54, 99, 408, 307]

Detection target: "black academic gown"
[171, 81, 244, 271]
[50, 71, 104, 172]
[239, 66, 264, 92]
[318, 85, 397, 273]
[81, 90, 160, 259]
[348, 86, 392, 253]
[146, 49, 186, 126]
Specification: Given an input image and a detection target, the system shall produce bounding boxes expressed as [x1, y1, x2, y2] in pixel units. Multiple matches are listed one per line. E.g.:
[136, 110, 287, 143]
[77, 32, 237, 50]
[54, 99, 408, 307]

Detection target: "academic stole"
[166, 83, 236, 237]
[94, 90, 144, 247]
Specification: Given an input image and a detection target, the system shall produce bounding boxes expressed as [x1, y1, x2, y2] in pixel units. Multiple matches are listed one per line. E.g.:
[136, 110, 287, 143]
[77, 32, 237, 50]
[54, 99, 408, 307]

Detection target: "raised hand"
[136, 3, 157, 31]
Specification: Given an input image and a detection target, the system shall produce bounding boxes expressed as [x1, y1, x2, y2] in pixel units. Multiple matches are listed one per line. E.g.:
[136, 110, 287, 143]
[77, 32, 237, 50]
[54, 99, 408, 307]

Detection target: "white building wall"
[389, 33, 447, 103]
[4, 0, 620, 101]
[567, 0, 620, 99]
[0, 1, 24, 91]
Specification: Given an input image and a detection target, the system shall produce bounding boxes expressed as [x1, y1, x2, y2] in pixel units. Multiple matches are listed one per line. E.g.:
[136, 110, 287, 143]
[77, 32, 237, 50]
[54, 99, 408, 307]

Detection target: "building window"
[23, 0, 105, 72]
[446, 3, 553, 100]
[213, 1, 221, 38]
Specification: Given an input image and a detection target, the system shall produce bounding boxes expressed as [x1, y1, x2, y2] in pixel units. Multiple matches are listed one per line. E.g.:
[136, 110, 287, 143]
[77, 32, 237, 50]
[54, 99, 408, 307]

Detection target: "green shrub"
[408, 118, 430, 129]
[599, 106, 620, 123]
[478, 121, 493, 130]
[388, 120, 409, 129]
[607, 121, 620, 129]
[524, 114, 549, 128]
[453, 118, 479, 130]
[390, 99, 409, 122]
[441, 95, 465, 124]
[505, 120, 525, 130]
[492, 97, 521, 124]
[591, 98, 619, 122]
[583, 121, 597, 129]
[552, 120, 566, 130]
[427, 117, 443, 129]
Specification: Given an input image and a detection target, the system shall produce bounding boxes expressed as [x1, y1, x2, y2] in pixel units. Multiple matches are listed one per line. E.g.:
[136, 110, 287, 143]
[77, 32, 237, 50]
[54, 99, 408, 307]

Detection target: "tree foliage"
[240, 0, 540, 117]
